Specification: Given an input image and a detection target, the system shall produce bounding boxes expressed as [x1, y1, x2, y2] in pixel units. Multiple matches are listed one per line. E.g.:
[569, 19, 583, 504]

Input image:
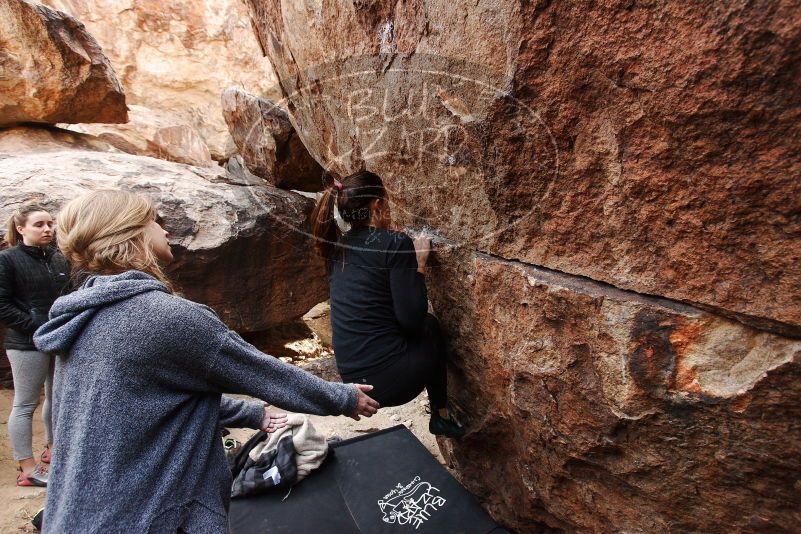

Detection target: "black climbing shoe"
[429, 413, 465, 439]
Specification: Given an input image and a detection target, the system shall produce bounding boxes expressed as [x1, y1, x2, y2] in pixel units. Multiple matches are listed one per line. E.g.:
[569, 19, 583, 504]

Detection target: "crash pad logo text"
[377, 476, 446, 529]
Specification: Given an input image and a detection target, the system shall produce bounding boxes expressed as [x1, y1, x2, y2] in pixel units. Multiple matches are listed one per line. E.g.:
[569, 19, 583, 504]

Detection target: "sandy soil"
[0, 356, 444, 532]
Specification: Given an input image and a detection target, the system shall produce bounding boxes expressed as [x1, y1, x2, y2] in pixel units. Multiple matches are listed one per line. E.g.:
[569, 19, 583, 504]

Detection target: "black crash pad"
[229, 425, 508, 534]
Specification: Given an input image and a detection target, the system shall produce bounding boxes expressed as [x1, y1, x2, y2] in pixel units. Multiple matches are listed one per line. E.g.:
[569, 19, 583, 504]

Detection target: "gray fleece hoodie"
[33, 271, 357, 533]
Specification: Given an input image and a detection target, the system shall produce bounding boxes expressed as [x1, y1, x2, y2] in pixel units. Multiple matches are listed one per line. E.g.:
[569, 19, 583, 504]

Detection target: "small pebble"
[16, 489, 46, 500]
[403, 420, 413, 427]
[390, 414, 400, 422]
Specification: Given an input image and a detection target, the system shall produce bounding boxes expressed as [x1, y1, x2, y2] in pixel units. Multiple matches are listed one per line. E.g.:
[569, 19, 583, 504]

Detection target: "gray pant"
[6, 349, 54, 461]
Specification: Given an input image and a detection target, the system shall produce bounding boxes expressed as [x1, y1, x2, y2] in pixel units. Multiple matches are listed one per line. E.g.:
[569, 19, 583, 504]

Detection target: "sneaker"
[429, 413, 466, 439]
[17, 463, 48, 487]
[40, 445, 52, 464]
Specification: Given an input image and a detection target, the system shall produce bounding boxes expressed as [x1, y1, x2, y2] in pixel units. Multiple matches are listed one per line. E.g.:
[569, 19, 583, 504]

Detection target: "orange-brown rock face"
[247, 0, 801, 332]
[221, 88, 326, 191]
[247, 0, 801, 531]
[0, 0, 127, 126]
[430, 245, 801, 532]
[43, 0, 279, 160]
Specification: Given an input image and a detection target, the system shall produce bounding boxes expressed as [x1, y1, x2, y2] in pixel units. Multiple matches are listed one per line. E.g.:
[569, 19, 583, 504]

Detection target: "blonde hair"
[4, 203, 50, 248]
[57, 190, 173, 291]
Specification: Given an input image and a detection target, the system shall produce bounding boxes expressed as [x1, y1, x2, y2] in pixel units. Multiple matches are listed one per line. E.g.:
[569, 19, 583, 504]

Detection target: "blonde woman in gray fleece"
[33, 189, 379, 533]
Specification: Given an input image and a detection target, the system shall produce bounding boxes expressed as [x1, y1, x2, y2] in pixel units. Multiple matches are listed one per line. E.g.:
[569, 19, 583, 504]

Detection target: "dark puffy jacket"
[0, 244, 70, 350]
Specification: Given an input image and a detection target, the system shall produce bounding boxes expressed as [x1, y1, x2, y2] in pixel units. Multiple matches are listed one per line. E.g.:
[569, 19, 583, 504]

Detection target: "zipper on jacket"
[41, 249, 53, 277]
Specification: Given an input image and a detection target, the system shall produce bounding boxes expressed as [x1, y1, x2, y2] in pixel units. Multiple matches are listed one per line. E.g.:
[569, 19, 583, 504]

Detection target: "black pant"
[346, 314, 448, 410]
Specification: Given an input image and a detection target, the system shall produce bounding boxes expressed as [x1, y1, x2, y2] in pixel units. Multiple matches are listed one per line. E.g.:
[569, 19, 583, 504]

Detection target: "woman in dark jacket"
[1, 203, 70, 486]
[311, 170, 464, 438]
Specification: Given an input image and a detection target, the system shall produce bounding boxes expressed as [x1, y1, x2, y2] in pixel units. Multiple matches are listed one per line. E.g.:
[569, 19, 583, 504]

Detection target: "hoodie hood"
[34, 270, 168, 354]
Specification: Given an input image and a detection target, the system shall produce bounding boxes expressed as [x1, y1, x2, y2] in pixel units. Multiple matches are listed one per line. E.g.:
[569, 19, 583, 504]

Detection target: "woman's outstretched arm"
[218, 396, 290, 433]
[208, 330, 378, 419]
[218, 396, 264, 429]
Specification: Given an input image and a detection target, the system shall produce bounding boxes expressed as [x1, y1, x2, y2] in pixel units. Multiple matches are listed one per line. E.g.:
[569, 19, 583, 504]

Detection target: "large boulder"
[43, 0, 279, 160]
[246, 0, 801, 333]
[245, 1, 801, 531]
[0, 0, 127, 126]
[0, 124, 121, 153]
[431, 244, 801, 532]
[61, 105, 214, 167]
[0, 127, 327, 333]
[221, 88, 326, 191]
[302, 301, 332, 347]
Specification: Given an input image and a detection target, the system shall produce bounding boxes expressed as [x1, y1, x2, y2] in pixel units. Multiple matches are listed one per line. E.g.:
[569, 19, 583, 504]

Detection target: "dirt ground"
[0, 358, 443, 533]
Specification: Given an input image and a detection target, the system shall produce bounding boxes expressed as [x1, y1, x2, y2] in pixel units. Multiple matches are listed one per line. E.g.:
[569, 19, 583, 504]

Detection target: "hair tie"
[333, 180, 344, 191]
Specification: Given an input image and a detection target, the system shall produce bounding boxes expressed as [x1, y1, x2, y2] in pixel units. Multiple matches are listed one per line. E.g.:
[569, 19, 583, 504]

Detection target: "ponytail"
[4, 216, 18, 248]
[310, 188, 340, 263]
[309, 170, 386, 264]
[4, 203, 49, 248]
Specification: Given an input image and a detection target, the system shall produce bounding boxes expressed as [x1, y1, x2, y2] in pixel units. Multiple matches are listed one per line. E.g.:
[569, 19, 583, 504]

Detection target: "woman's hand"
[261, 408, 289, 433]
[350, 384, 380, 420]
[413, 234, 432, 274]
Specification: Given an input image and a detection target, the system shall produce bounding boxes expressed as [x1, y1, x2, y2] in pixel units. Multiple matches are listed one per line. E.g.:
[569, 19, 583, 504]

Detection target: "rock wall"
[0, 0, 127, 126]
[222, 88, 326, 191]
[247, 0, 801, 333]
[0, 127, 327, 333]
[61, 105, 214, 167]
[431, 244, 801, 532]
[42, 0, 279, 159]
[246, 0, 801, 531]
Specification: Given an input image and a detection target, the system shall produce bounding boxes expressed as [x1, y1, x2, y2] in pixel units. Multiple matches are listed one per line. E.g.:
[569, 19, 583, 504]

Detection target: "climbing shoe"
[429, 413, 465, 439]
[40, 445, 52, 464]
[17, 463, 48, 487]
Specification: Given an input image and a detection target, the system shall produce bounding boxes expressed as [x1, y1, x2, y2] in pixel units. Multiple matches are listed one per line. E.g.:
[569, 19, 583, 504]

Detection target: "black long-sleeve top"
[329, 226, 428, 379]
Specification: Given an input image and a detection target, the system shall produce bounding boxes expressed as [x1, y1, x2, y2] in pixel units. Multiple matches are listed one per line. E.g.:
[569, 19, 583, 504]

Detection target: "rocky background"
[1, 0, 800, 532]
[0, 0, 327, 386]
[41, 0, 280, 161]
[245, 0, 800, 532]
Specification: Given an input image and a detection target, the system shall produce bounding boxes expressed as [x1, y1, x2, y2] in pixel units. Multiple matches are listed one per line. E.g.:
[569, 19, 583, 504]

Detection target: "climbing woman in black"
[311, 170, 464, 438]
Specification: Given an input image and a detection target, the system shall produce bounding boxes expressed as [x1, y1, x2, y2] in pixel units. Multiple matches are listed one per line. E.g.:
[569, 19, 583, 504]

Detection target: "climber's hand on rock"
[350, 384, 380, 420]
[261, 409, 288, 433]
[413, 234, 432, 273]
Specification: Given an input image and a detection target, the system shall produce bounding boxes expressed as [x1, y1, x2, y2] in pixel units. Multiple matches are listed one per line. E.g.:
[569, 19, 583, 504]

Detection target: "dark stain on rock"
[628, 310, 678, 399]
[156, 199, 194, 239]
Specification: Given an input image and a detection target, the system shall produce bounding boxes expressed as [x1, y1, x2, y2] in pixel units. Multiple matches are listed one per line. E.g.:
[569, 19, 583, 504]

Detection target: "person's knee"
[11, 401, 39, 418]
